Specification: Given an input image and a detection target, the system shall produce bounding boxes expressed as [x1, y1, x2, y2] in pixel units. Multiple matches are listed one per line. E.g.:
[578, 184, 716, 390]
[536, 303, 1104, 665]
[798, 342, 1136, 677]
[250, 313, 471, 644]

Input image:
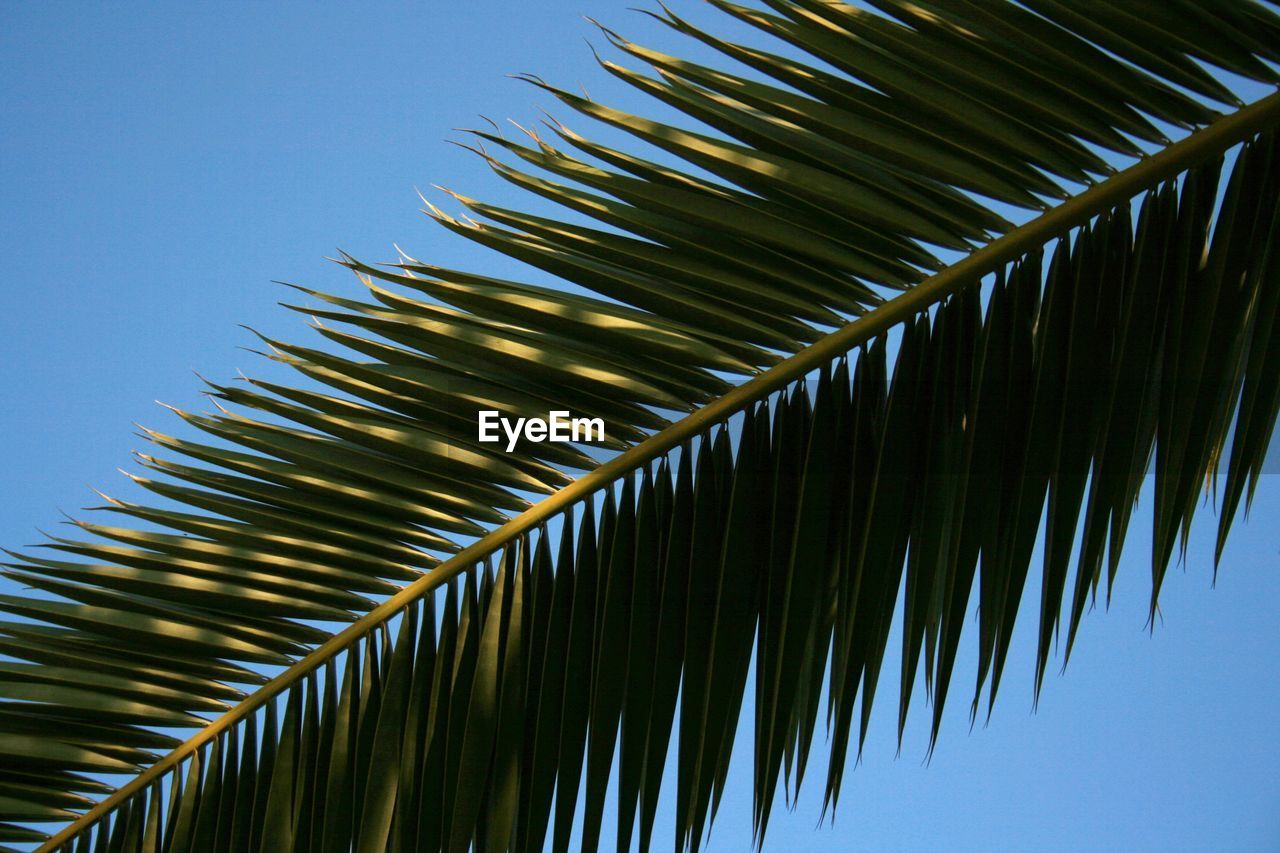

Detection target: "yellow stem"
[38, 89, 1280, 853]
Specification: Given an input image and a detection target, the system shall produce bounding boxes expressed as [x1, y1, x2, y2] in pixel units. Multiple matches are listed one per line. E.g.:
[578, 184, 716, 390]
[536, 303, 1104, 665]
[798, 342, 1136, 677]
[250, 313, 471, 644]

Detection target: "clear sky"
[1, 2, 1278, 851]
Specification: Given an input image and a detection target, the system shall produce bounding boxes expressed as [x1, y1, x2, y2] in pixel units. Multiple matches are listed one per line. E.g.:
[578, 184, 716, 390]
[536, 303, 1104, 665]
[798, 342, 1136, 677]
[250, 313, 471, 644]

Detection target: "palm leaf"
[3, 1, 1280, 850]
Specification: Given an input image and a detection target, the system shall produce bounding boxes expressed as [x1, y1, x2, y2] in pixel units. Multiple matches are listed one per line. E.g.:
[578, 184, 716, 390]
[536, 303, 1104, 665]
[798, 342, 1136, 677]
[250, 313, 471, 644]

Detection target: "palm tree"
[3, 0, 1280, 850]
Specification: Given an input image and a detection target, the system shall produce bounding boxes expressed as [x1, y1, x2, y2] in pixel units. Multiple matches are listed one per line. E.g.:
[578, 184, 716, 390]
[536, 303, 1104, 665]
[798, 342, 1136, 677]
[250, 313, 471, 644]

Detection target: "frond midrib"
[38, 87, 1280, 853]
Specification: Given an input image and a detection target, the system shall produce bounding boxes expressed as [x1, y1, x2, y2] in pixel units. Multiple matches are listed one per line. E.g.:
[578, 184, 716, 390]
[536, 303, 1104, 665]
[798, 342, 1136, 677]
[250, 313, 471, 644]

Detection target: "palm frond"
[4, 1, 1280, 850]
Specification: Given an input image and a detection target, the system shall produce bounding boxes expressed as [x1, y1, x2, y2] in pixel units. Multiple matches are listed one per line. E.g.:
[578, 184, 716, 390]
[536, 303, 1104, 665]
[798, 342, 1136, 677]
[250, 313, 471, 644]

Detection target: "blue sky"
[1, 2, 1278, 850]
